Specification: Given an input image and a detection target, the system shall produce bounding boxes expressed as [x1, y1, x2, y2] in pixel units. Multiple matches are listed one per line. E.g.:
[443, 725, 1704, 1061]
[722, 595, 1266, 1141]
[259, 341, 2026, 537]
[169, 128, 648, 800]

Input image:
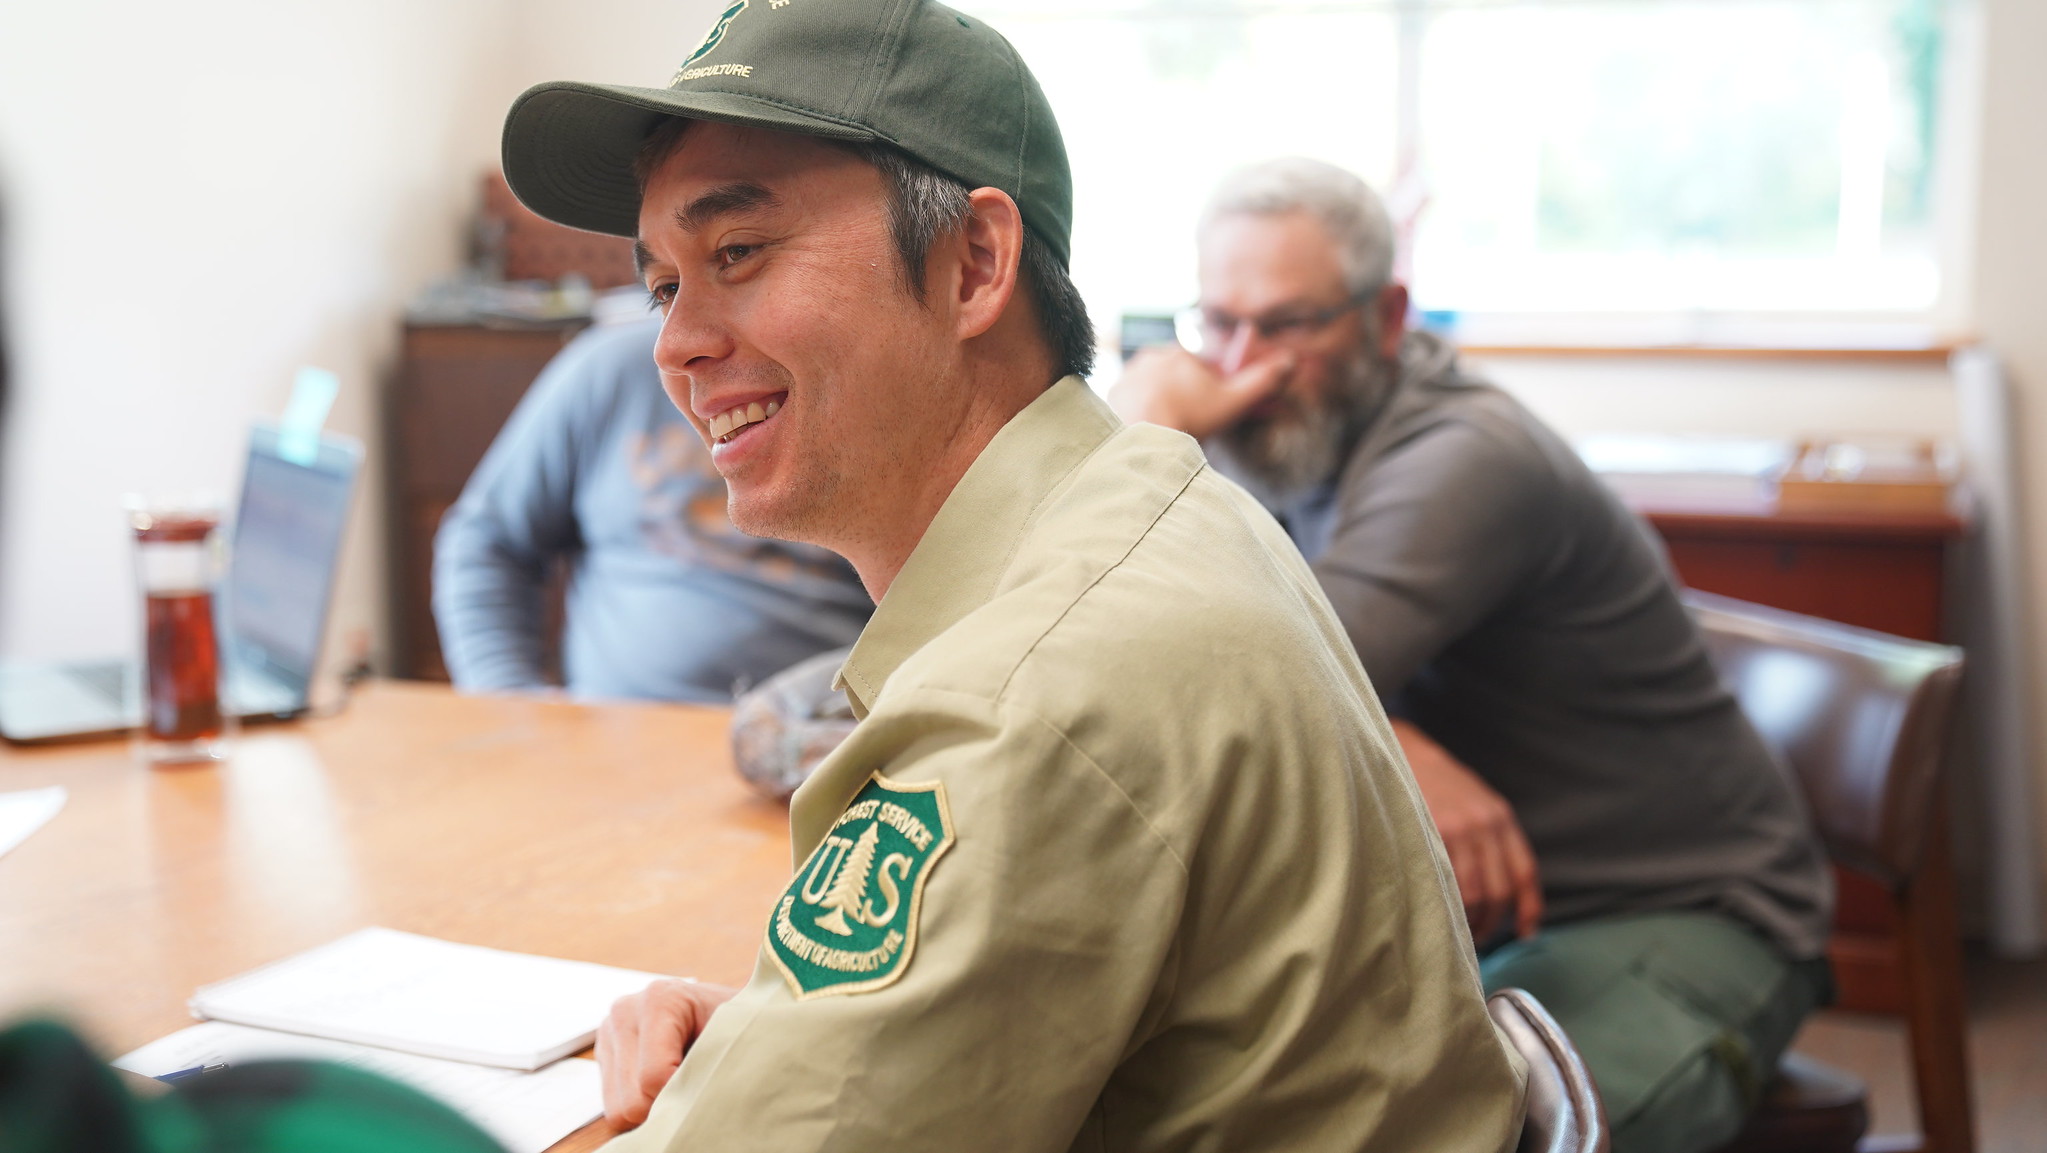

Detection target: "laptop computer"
[0, 425, 363, 743]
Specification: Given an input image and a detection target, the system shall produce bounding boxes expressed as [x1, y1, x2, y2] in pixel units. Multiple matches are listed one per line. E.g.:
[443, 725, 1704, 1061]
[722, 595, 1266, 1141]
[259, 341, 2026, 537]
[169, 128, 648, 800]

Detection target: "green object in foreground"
[0, 1019, 505, 1153]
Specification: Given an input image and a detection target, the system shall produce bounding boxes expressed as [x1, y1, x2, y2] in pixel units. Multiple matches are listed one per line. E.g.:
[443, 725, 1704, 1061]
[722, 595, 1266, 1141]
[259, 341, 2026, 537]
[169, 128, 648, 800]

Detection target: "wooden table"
[0, 680, 791, 1151]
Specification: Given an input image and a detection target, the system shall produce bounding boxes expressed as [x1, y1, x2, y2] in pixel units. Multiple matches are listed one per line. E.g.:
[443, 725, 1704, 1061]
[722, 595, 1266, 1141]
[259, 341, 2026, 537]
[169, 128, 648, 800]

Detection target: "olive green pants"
[1480, 911, 1829, 1153]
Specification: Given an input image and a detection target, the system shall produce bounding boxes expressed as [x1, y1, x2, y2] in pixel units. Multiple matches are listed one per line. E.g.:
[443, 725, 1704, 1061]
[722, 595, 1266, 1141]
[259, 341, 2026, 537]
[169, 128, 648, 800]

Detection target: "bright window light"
[1413, 0, 1943, 317]
[962, 0, 1953, 344]
[966, 2, 1399, 331]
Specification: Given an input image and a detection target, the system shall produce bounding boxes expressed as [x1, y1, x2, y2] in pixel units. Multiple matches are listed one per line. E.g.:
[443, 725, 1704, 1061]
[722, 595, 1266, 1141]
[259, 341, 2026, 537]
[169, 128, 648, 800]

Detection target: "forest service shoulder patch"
[767, 774, 954, 999]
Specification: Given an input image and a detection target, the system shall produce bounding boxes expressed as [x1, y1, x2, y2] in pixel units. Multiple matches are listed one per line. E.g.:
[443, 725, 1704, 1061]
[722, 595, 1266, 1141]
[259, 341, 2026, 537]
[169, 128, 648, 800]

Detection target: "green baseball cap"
[501, 0, 1073, 265]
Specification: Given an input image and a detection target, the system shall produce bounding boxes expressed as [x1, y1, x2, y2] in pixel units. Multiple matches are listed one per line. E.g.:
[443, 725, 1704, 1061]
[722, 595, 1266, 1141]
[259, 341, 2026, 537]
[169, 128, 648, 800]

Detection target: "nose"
[1216, 318, 1264, 375]
[652, 298, 735, 410]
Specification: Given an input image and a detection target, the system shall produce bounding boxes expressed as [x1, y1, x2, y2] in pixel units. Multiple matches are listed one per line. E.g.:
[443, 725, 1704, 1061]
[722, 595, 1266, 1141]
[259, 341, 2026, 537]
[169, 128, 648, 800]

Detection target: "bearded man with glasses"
[1114, 157, 1834, 1153]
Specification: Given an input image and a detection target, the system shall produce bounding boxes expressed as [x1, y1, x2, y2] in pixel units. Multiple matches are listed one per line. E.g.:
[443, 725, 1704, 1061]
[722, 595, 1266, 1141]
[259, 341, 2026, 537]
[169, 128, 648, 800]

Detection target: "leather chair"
[1687, 592, 1973, 1153]
[1490, 987, 1610, 1153]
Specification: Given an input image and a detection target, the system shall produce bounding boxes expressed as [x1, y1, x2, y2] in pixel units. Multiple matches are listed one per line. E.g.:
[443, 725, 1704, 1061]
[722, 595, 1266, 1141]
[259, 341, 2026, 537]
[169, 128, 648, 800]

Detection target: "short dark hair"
[634, 118, 1095, 379]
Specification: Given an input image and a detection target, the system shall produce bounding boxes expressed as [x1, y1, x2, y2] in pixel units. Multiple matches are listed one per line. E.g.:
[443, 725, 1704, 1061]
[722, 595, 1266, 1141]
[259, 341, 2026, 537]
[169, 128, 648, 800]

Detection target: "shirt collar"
[834, 376, 1116, 718]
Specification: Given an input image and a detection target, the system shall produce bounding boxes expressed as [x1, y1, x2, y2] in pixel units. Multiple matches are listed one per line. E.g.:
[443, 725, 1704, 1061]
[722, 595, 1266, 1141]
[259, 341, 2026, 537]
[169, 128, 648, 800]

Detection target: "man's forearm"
[432, 523, 557, 691]
[1388, 718, 1544, 940]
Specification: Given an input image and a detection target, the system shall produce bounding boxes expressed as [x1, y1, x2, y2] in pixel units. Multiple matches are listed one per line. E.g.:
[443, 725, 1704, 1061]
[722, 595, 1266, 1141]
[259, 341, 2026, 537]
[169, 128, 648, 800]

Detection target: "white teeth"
[707, 397, 783, 444]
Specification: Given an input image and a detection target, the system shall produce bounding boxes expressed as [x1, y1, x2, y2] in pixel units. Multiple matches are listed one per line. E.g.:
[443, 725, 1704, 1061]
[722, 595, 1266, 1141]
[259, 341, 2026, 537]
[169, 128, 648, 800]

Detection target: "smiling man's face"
[635, 121, 971, 560]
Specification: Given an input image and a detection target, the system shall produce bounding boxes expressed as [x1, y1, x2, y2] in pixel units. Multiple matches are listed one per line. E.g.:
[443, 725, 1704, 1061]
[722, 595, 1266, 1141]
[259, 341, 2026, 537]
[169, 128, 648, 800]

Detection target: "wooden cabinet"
[385, 322, 585, 681]
[1643, 504, 1967, 1016]
[1648, 508, 1958, 642]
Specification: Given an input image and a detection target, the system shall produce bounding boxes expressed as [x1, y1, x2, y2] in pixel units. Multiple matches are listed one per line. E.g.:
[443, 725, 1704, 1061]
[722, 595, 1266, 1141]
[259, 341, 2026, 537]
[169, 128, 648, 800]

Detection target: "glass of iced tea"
[127, 497, 231, 764]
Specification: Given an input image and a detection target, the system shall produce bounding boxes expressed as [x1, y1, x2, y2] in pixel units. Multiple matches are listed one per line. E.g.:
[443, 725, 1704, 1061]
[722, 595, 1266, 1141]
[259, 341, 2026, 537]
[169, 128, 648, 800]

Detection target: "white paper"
[115, 1021, 601, 1153]
[0, 786, 65, 858]
[189, 927, 664, 1070]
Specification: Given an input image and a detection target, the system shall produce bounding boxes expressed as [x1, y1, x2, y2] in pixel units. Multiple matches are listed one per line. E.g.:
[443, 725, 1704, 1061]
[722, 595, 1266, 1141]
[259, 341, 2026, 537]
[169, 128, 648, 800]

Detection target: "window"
[961, 0, 1961, 347]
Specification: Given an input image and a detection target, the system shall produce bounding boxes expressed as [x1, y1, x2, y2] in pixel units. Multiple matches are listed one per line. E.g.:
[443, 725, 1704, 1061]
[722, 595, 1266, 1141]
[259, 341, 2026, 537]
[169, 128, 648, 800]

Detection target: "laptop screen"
[224, 426, 362, 693]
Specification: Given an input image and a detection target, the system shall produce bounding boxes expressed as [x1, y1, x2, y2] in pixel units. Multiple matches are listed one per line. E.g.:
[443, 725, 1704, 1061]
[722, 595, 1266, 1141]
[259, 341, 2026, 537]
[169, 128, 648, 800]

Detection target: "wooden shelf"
[1641, 505, 1967, 544]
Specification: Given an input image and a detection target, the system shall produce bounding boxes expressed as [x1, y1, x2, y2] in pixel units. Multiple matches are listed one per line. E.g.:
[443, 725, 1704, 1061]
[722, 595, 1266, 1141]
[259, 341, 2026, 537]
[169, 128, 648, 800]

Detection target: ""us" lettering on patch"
[767, 774, 954, 999]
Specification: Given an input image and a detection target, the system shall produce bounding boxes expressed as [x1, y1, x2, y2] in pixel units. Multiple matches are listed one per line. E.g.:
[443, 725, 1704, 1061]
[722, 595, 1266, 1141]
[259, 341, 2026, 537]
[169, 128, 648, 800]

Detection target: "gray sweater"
[1211, 331, 1833, 960]
[432, 318, 872, 704]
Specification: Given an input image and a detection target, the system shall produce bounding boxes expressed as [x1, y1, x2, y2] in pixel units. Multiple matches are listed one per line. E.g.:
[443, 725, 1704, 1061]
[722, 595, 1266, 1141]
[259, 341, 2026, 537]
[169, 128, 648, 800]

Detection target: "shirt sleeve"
[1312, 417, 1564, 697]
[430, 336, 606, 691]
[612, 687, 1187, 1153]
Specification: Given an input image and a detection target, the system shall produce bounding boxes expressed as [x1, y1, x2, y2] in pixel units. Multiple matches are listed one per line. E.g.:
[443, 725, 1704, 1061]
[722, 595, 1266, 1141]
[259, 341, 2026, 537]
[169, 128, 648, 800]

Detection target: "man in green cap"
[495, 1, 1527, 1149]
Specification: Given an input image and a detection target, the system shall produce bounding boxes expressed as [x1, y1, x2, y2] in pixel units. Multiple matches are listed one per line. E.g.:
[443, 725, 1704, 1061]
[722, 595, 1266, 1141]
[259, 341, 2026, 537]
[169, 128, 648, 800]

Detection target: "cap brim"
[501, 81, 878, 238]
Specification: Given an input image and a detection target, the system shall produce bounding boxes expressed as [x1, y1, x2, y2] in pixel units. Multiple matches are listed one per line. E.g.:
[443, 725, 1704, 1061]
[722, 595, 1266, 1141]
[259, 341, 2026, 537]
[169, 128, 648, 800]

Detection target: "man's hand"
[1108, 345, 1294, 441]
[596, 978, 739, 1128]
[1391, 720, 1543, 943]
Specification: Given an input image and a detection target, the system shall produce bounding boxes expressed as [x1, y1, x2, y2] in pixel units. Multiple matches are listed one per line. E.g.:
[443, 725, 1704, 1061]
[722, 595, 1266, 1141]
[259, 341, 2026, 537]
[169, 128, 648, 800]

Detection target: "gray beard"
[1217, 348, 1399, 498]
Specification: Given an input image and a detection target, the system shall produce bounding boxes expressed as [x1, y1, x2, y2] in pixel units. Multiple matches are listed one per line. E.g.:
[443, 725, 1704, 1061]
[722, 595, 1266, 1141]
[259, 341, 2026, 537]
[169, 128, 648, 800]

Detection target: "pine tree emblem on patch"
[767, 774, 955, 999]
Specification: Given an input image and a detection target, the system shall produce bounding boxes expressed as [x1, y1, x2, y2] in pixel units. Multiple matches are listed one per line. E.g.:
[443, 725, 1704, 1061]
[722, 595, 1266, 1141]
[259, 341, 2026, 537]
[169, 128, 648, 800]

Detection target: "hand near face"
[596, 978, 739, 1128]
[1390, 719, 1544, 944]
[1108, 345, 1295, 442]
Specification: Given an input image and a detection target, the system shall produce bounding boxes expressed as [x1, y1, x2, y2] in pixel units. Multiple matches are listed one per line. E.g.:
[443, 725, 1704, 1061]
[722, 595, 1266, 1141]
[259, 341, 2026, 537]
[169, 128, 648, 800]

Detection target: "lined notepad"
[188, 927, 665, 1070]
[116, 1022, 602, 1153]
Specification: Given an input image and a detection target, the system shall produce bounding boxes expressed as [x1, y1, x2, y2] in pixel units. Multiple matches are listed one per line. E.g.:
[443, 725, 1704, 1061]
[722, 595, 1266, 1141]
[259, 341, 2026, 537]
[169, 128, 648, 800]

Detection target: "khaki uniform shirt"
[607, 378, 1525, 1153]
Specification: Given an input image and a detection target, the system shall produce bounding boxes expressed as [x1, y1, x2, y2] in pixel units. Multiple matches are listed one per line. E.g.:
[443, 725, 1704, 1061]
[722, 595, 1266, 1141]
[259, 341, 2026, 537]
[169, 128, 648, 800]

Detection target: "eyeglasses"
[1174, 294, 1372, 356]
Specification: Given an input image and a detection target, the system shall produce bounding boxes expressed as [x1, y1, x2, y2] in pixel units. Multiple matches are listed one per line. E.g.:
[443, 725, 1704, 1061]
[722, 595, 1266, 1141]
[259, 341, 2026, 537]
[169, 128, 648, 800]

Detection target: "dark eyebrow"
[633, 183, 781, 280]
[675, 182, 780, 235]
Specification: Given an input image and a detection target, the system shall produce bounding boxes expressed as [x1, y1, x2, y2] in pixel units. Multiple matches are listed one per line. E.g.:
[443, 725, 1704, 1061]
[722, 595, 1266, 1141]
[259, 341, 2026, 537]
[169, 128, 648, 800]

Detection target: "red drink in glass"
[129, 506, 229, 762]
[144, 589, 223, 743]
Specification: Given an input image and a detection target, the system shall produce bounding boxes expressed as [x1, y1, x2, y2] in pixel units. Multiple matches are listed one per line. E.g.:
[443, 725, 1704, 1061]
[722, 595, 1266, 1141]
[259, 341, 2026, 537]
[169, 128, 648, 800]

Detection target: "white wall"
[508, 0, 723, 90]
[1970, 0, 2047, 909]
[0, 0, 515, 676]
[1468, 355, 1958, 443]
[0, 0, 729, 684]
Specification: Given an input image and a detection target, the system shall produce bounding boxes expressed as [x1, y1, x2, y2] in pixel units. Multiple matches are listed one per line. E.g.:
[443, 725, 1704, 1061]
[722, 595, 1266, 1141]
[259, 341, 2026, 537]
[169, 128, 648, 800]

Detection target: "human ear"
[947, 187, 1025, 341]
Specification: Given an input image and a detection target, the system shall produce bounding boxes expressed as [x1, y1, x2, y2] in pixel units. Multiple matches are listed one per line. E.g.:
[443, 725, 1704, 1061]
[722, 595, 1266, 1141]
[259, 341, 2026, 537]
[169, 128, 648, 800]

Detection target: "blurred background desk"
[0, 682, 785, 1152]
[1645, 504, 1963, 643]
[388, 322, 588, 682]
